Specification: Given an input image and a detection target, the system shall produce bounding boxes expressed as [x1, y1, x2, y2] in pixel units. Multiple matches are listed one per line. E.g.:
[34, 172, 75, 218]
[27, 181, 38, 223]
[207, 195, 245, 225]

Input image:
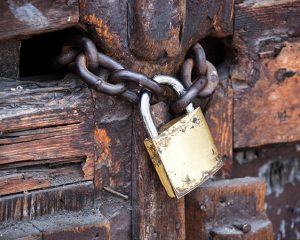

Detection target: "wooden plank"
[92, 93, 133, 198]
[80, 0, 234, 76]
[132, 106, 186, 240]
[0, 209, 109, 240]
[232, 0, 300, 148]
[0, 222, 41, 240]
[98, 195, 132, 239]
[32, 210, 110, 240]
[185, 177, 273, 240]
[0, 159, 85, 196]
[0, 75, 95, 195]
[233, 141, 300, 240]
[0, 0, 79, 41]
[92, 92, 133, 239]
[210, 220, 273, 240]
[0, 181, 94, 222]
[205, 68, 233, 177]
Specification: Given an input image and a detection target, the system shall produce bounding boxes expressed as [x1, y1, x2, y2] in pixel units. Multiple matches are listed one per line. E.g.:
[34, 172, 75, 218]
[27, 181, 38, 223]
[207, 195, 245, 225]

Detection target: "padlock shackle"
[140, 75, 194, 139]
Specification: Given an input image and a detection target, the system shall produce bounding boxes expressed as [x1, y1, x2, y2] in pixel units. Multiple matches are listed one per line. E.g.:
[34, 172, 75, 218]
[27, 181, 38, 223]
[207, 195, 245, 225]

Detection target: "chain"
[52, 36, 219, 115]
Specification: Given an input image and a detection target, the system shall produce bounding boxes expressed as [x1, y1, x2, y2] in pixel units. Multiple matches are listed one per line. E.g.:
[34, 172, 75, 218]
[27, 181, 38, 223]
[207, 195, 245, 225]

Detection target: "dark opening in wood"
[199, 36, 230, 67]
[19, 27, 82, 78]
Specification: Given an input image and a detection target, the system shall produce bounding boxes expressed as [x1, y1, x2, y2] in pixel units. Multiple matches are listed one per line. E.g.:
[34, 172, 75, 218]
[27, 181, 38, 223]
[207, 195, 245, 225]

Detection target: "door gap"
[19, 27, 83, 79]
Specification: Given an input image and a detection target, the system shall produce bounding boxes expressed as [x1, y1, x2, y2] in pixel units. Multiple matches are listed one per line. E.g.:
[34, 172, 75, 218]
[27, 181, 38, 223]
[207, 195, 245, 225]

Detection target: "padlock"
[140, 75, 222, 198]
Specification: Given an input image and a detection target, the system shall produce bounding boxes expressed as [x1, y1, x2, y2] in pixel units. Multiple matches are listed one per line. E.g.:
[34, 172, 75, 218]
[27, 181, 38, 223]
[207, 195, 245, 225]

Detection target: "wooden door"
[0, 0, 299, 239]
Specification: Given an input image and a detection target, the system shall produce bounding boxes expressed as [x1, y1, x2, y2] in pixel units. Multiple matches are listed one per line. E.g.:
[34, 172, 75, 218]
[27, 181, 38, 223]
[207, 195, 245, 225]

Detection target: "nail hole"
[219, 196, 226, 204]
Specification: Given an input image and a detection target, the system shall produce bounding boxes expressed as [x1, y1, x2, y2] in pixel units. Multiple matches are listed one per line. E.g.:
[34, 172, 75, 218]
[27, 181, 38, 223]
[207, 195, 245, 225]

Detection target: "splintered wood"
[186, 177, 273, 240]
[0, 75, 95, 196]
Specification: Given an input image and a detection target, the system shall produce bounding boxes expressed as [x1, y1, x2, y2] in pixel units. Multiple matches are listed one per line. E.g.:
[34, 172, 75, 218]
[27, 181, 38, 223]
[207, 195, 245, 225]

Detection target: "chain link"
[53, 36, 219, 114]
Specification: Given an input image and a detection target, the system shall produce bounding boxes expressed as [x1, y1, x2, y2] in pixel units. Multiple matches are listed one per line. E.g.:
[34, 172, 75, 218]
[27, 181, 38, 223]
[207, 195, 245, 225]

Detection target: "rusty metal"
[97, 71, 139, 104]
[52, 36, 219, 111]
[109, 69, 164, 95]
[232, 223, 252, 233]
[171, 76, 207, 115]
[192, 43, 207, 76]
[97, 52, 124, 71]
[103, 187, 129, 200]
[198, 61, 219, 98]
[65, 36, 99, 70]
[180, 58, 194, 89]
[74, 54, 126, 95]
[51, 48, 80, 70]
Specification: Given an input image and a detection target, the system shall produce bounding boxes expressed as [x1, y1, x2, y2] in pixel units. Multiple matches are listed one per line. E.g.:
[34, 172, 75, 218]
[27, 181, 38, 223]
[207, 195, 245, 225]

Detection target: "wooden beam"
[92, 93, 133, 198]
[233, 141, 300, 240]
[186, 177, 273, 240]
[0, 209, 110, 240]
[32, 210, 110, 240]
[0, 0, 79, 41]
[132, 105, 186, 240]
[79, 0, 234, 75]
[232, 0, 300, 148]
[0, 75, 95, 196]
[205, 67, 233, 177]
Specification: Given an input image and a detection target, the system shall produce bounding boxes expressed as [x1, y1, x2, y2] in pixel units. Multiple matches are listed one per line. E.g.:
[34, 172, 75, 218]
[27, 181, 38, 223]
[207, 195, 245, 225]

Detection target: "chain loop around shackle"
[52, 36, 219, 113]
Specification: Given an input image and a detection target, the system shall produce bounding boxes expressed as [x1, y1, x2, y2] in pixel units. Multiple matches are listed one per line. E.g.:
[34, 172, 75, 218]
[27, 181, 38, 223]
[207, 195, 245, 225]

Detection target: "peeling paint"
[278, 220, 286, 239]
[259, 158, 300, 197]
[94, 128, 111, 165]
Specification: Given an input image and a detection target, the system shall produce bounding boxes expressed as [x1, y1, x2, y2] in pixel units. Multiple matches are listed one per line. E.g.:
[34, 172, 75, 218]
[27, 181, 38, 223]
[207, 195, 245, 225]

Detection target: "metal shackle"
[140, 75, 194, 139]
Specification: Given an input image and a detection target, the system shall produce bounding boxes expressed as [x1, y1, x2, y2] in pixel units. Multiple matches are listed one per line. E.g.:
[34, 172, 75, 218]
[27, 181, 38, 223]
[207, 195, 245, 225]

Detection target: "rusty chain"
[53, 36, 219, 115]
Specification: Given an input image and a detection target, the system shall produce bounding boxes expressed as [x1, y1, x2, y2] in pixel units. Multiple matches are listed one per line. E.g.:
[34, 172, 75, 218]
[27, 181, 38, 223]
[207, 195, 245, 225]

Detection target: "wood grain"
[0, 209, 109, 240]
[186, 177, 273, 240]
[0, 0, 79, 41]
[80, 0, 234, 76]
[92, 93, 133, 198]
[132, 106, 186, 240]
[32, 210, 110, 240]
[205, 67, 233, 177]
[0, 181, 94, 222]
[232, 0, 300, 148]
[0, 75, 95, 195]
[233, 141, 300, 240]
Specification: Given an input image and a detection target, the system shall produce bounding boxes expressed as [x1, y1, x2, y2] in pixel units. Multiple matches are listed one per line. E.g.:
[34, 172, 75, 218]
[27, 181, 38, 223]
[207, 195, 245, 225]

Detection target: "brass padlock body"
[144, 107, 222, 198]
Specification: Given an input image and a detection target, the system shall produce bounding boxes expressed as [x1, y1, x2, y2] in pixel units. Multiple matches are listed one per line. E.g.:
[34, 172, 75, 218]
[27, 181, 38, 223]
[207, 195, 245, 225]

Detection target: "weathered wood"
[0, 222, 42, 240]
[0, 159, 85, 196]
[0, 181, 94, 222]
[0, 0, 79, 41]
[0, 40, 21, 79]
[92, 93, 133, 198]
[132, 106, 186, 240]
[98, 195, 132, 239]
[205, 64, 233, 177]
[233, 141, 300, 240]
[80, 0, 234, 75]
[185, 177, 273, 240]
[232, 0, 300, 148]
[90, 90, 133, 239]
[0, 75, 95, 195]
[79, 2, 235, 238]
[32, 210, 110, 240]
[0, 209, 110, 240]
